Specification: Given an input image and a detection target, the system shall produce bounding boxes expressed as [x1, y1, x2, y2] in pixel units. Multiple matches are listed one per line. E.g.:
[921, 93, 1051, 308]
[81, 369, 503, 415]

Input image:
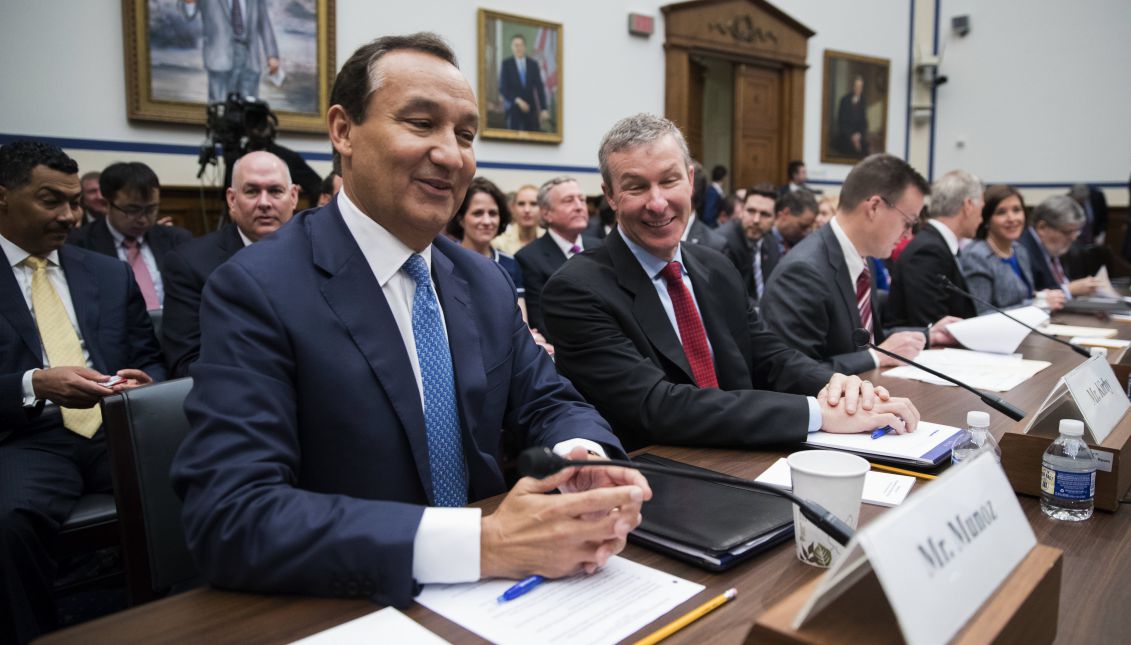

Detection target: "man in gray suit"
[181, 0, 280, 102]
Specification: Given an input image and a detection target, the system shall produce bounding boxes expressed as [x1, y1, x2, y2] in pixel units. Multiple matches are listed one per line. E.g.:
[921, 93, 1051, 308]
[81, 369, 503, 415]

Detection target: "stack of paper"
[806, 422, 963, 467]
[755, 457, 915, 507]
[883, 348, 1051, 391]
[291, 607, 446, 644]
[415, 557, 704, 645]
[1041, 323, 1118, 338]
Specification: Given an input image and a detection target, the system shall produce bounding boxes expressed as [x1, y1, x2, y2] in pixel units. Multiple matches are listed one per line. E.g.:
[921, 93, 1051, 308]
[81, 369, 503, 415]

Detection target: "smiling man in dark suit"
[515, 176, 601, 337]
[161, 150, 299, 378]
[67, 162, 191, 310]
[172, 33, 648, 609]
[0, 141, 164, 643]
[542, 114, 918, 451]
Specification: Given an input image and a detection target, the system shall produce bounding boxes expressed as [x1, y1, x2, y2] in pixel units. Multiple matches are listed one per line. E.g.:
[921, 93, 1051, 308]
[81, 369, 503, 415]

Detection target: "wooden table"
[39, 313, 1131, 644]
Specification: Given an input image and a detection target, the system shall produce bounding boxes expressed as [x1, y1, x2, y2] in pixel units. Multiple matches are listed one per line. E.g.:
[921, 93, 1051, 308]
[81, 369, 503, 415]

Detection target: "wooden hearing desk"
[38, 314, 1131, 644]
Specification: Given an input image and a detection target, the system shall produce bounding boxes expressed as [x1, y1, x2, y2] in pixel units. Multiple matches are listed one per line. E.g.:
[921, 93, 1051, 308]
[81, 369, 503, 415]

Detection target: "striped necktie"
[24, 257, 101, 438]
[856, 264, 873, 340]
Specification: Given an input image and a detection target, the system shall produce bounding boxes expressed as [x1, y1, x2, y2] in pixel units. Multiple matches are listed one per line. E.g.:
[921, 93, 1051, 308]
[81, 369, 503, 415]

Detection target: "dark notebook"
[627, 453, 794, 571]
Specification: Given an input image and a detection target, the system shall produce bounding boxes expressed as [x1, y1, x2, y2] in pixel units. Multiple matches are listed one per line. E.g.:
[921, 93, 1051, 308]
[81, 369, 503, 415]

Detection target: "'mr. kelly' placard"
[1064, 354, 1129, 444]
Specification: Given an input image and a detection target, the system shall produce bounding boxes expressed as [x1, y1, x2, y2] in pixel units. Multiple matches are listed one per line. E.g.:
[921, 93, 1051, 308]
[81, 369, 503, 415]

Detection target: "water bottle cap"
[966, 411, 990, 427]
[1059, 419, 1085, 437]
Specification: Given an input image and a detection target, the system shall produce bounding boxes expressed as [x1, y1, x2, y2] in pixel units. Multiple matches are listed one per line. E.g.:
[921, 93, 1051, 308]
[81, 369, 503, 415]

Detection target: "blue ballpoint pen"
[497, 575, 545, 603]
[870, 426, 894, 440]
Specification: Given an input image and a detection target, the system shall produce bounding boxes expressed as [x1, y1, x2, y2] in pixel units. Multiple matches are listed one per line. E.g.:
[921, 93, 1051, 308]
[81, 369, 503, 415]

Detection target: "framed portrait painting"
[478, 9, 563, 143]
[122, 0, 335, 133]
[820, 50, 890, 164]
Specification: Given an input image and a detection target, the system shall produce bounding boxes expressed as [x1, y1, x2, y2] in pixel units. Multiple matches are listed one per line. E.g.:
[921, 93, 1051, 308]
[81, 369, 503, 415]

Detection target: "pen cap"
[966, 411, 990, 428]
[1058, 419, 1085, 437]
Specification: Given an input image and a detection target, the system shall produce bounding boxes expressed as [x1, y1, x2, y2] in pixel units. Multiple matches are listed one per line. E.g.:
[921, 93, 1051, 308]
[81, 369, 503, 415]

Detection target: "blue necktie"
[402, 254, 468, 507]
[517, 59, 526, 86]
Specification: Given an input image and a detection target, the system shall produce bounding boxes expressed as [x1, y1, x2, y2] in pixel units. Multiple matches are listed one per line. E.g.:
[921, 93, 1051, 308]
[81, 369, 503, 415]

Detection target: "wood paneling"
[732, 64, 781, 187]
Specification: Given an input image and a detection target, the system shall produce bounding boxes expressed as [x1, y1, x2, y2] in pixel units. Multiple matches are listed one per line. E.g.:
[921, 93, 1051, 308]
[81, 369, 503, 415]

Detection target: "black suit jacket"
[161, 224, 245, 378]
[67, 218, 192, 296]
[760, 224, 888, 375]
[1017, 226, 1063, 292]
[515, 231, 601, 336]
[498, 56, 548, 131]
[0, 245, 165, 443]
[720, 220, 780, 302]
[887, 223, 977, 326]
[542, 230, 832, 452]
[685, 217, 727, 252]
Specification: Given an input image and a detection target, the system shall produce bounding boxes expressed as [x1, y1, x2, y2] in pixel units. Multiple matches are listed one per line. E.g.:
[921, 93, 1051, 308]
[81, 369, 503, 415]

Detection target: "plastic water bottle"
[951, 411, 1001, 465]
[1040, 419, 1096, 521]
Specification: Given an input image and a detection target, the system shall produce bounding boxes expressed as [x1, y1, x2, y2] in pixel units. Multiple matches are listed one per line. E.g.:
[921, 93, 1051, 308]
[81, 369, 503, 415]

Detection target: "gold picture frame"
[820, 49, 890, 165]
[122, 0, 335, 134]
[478, 9, 563, 143]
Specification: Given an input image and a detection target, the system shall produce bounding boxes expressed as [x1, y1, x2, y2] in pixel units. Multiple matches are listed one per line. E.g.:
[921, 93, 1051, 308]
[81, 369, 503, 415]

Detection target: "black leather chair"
[52, 494, 121, 594]
[102, 377, 198, 605]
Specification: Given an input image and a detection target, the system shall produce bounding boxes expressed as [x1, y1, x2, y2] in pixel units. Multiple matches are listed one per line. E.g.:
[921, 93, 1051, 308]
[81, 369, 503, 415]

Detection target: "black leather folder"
[627, 453, 794, 571]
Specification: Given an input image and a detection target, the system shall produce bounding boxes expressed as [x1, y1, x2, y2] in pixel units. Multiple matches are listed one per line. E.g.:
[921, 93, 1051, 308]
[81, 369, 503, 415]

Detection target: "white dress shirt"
[0, 234, 92, 406]
[336, 191, 603, 583]
[621, 234, 822, 432]
[547, 228, 583, 257]
[106, 220, 165, 306]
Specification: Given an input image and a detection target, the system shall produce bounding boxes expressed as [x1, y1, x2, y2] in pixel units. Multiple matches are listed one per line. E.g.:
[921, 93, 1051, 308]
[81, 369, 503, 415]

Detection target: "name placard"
[794, 452, 1035, 645]
[1063, 354, 1129, 444]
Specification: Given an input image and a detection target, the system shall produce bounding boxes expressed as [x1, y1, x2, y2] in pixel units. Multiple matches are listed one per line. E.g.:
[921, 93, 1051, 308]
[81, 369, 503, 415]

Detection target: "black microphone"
[518, 447, 854, 546]
[853, 328, 1026, 421]
[938, 274, 1090, 358]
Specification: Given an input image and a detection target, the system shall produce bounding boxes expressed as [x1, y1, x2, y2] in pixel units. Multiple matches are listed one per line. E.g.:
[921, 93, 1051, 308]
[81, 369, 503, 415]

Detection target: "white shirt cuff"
[552, 438, 607, 458]
[22, 369, 39, 407]
[411, 507, 481, 584]
[806, 396, 822, 433]
[868, 348, 881, 369]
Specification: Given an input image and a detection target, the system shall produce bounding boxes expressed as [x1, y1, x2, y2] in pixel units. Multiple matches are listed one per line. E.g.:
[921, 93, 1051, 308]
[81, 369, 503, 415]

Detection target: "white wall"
[932, 0, 1131, 192]
[1, 0, 1127, 204]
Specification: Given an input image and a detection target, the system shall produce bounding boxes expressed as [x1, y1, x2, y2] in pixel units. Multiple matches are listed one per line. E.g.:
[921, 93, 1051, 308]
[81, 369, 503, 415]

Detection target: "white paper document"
[755, 457, 915, 507]
[883, 348, 1051, 391]
[415, 556, 704, 645]
[1093, 266, 1121, 299]
[1041, 323, 1118, 338]
[806, 421, 962, 466]
[1070, 336, 1131, 349]
[290, 607, 447, 644]
[946, 306, 1048, 354]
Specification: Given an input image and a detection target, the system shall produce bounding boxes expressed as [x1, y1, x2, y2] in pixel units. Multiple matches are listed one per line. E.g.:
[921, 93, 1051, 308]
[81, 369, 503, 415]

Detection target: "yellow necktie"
[24, 256, 101, 438]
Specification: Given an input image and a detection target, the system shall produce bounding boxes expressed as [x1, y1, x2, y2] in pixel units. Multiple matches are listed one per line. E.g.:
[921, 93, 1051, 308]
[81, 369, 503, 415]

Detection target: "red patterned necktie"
[1051, 256, 1067, 286]
[856, 264, 873, 340]
[659, 261, 718, 388]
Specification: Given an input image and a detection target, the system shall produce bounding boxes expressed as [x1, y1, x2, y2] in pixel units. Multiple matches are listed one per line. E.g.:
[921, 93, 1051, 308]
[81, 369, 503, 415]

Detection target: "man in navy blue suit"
[172, 33, 650, 609]
[498, 33, 549, 131]
[0, 141, 165, 643]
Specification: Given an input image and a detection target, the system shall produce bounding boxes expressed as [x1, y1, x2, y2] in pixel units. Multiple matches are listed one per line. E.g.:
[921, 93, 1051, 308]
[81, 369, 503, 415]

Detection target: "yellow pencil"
[633, 587, 737, 645]
[870, 463, 937, 480]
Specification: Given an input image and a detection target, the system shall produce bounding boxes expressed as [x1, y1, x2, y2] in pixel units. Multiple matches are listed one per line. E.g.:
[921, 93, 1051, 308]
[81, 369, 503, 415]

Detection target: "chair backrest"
[103, 377, 196, 605]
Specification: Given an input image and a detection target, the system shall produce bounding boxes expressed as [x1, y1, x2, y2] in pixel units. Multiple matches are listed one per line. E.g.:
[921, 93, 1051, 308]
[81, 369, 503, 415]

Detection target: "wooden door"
[686, 58, 707, 162]
[732, 63, 783, 188]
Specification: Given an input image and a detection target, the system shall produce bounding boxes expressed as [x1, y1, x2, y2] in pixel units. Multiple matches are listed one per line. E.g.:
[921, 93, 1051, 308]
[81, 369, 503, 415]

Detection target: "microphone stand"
[854, 328, 1026, 421]
[939, 275, 1091, 358]
[518, 447, 855, 546]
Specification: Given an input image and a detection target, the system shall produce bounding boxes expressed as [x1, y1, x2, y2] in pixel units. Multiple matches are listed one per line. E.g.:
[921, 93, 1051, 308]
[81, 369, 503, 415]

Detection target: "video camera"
[196, 93, 276, 178]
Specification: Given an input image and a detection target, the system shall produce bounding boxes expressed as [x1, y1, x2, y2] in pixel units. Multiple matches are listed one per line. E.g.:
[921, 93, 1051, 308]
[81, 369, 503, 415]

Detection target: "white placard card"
[1062, 354, 1129, 444]
[793, 453, 1036, 645]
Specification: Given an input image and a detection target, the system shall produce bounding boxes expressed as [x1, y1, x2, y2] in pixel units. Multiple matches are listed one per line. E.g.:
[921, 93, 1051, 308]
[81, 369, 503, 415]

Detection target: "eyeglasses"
[881, 197, 922, 232]
[109, 201, 159, 218]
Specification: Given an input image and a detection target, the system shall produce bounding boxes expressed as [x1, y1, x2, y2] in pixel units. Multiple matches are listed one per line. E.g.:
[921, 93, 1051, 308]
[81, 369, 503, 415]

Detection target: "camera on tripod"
[196, 93, 276, 179]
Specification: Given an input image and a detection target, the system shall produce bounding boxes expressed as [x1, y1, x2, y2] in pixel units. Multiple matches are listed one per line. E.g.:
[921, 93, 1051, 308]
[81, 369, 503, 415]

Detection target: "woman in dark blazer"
[959, 185, 1066, 313]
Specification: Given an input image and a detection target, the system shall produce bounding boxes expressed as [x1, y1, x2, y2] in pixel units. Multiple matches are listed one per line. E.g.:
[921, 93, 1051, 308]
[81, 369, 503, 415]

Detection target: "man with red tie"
[541, 114, 919, 451]
[67, 162, 191, 310]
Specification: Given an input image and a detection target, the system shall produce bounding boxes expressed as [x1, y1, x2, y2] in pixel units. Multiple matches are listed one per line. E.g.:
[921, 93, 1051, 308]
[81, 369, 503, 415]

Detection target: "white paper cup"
[787, 450, 869, 568]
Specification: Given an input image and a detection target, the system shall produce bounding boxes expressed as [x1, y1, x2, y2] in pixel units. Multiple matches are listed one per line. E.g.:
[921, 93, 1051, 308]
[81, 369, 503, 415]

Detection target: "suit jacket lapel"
[218, 224, 244, 255]
[311, 204, 434, 501]
[608, 231, 695, 382]
[60, 246, 107, 372]
[822, 226, 860, 328]
[0, 257, 41, 360]
[90, 219, 117, 257]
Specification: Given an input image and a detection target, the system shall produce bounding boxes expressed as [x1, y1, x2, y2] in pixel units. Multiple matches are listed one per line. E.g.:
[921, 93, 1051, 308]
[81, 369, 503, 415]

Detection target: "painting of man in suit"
[478, 10, 562, 142]
[135, 0, 331, 127]
[821, 50, 889, 164]
[499, 34, 549, 131]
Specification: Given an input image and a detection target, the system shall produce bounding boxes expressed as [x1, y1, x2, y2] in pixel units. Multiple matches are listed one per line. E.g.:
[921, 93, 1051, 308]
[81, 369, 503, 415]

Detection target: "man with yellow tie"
[0, 140, 165, 643]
